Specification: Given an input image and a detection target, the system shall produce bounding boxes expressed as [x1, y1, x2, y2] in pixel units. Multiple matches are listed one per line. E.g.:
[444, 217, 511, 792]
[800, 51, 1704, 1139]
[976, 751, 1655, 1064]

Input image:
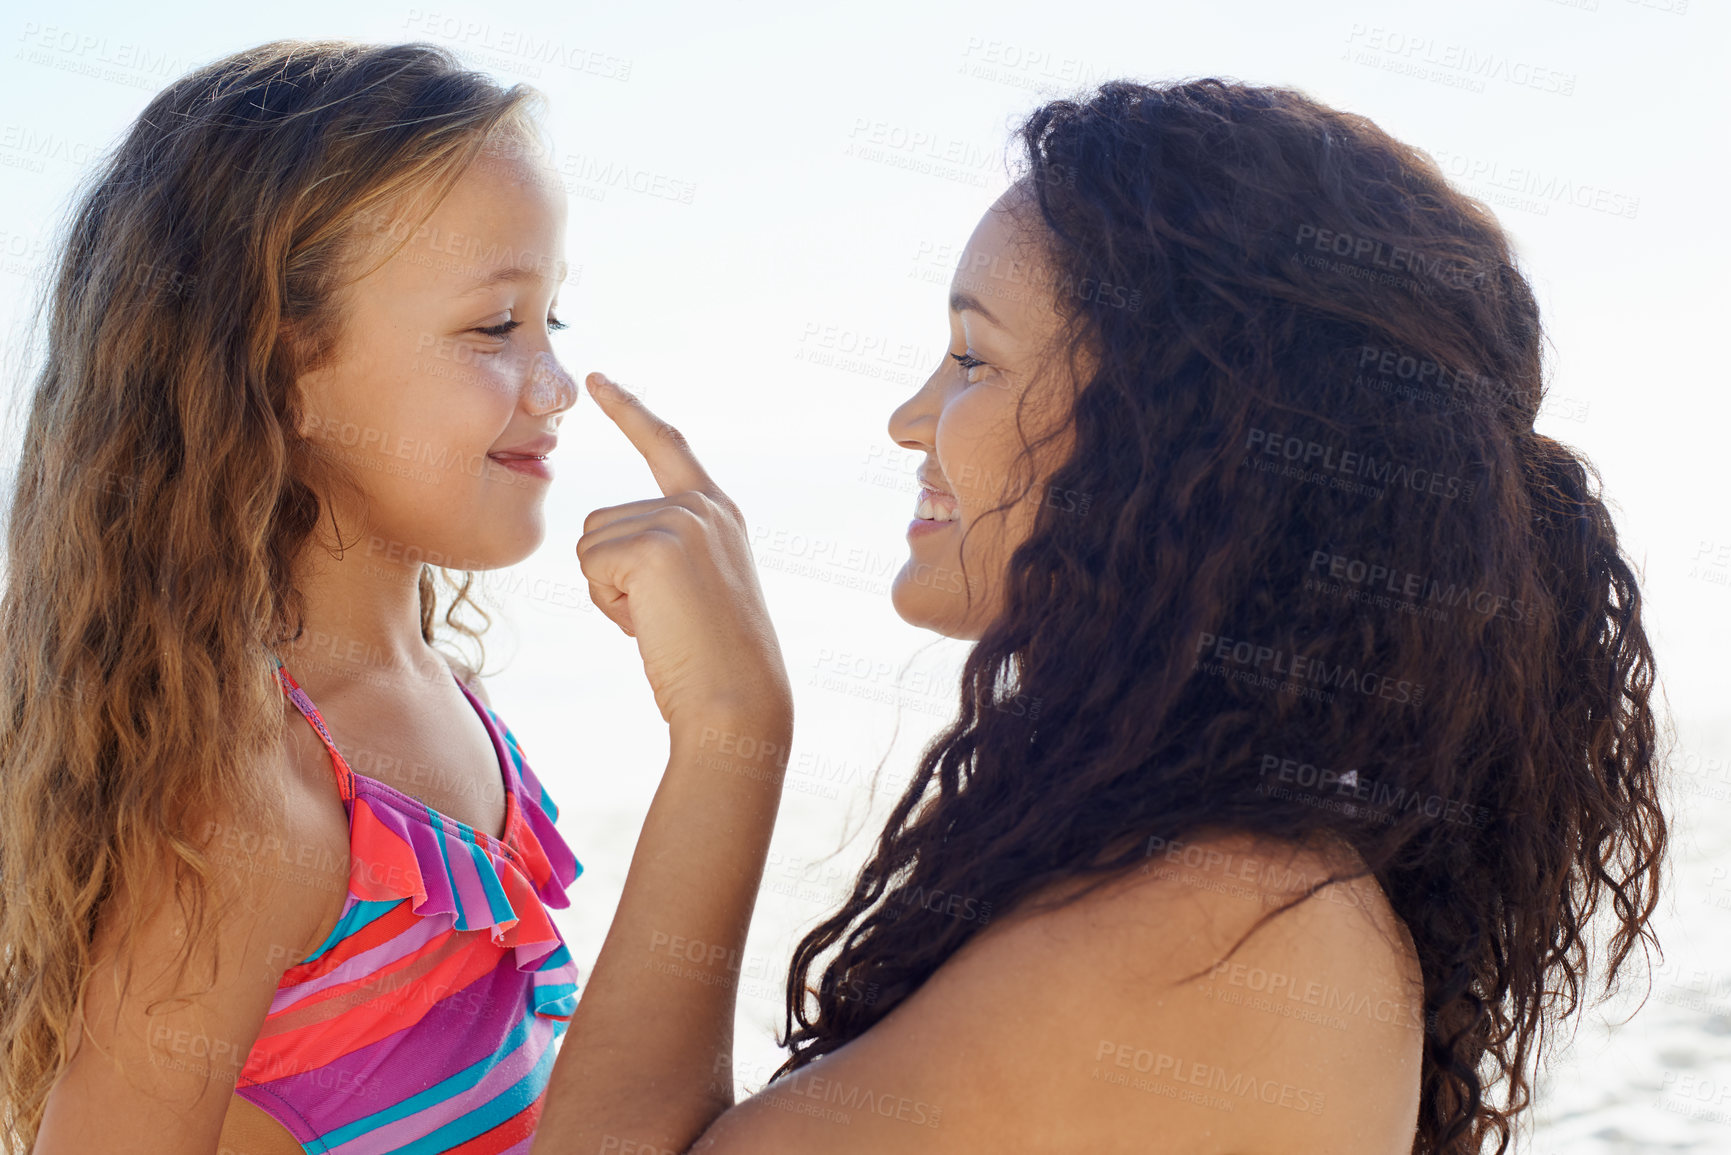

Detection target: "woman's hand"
[576, 371, 791, 729]
[536, 373, 793, 1155]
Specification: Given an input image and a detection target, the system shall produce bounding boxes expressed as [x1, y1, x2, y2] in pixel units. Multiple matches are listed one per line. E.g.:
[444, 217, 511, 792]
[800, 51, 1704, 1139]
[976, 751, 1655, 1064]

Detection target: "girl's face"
[887, 184, 1079, 639]
[292, 137, 578, 575]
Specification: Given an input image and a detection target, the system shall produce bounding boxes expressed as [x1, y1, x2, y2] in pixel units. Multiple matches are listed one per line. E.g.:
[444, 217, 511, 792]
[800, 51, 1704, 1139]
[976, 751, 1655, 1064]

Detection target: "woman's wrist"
[670, 703, 794, 785]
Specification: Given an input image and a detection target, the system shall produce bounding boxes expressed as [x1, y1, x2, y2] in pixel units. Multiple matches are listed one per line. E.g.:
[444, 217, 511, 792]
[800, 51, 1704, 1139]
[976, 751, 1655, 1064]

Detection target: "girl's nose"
[528, 350, 579, 415]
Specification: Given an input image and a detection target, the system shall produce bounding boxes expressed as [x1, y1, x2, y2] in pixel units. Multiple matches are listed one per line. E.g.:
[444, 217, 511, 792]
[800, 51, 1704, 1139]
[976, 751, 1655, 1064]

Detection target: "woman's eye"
[949, 351, 989, 383]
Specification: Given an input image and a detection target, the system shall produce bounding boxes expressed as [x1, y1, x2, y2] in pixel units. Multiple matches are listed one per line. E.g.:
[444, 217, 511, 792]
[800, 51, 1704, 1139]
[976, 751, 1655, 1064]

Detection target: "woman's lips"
[908, 485, 959, 537]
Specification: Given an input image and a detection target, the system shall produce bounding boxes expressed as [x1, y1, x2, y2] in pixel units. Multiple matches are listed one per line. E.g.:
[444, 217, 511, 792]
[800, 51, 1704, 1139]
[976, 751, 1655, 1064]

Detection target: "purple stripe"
[454, 678, 520, 798]
[269, 910, 452, 1015]
[515, 780, 578, 907]
[248, 965, 544, 1138]
[445, 833, 493, 927]
[394, 804, 458, 912]
[324, 1002, 558, 1153]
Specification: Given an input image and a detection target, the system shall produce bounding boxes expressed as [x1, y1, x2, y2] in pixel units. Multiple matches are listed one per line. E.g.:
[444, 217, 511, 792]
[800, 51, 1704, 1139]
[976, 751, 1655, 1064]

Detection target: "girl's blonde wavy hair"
[0, 39, 548, 1149]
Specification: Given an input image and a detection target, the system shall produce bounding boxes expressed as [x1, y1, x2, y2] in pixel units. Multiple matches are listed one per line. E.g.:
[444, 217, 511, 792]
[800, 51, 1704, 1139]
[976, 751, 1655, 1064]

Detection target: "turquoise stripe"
[530, 942, 578, 1015]
[314, 1009, 542, 1148]
[534, 946, 578, 1016]
[535, 942, 573, 972]
[407, 1026, 560, 1153]
[503, 723, 561, 823]
[297, 899, 402, 966]
[464, 834, 516, 924]
[533, 980, 578, 1019]
[430, 810, 465, 930]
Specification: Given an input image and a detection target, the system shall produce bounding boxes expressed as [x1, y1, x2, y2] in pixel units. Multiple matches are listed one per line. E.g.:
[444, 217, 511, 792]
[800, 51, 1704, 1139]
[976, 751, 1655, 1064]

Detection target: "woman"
[532, 79, 1666, 1154]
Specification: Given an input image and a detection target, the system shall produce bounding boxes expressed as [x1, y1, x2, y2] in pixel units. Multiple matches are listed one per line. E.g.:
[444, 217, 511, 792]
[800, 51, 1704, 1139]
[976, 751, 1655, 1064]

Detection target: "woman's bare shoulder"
[933, 828, 1424, 1148]
[699, 829, 1423, 1154]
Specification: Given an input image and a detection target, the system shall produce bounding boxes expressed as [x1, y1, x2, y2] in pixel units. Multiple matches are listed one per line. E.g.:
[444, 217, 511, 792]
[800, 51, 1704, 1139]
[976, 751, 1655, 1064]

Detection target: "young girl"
[2, 40, 587, 1153]
[526, 81, 1668, 1154]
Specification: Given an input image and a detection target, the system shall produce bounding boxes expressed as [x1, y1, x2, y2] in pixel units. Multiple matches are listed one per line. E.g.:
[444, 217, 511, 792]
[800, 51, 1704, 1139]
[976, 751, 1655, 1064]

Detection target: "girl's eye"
[475, 316, 570, 339]
[949, 351, 988, 383]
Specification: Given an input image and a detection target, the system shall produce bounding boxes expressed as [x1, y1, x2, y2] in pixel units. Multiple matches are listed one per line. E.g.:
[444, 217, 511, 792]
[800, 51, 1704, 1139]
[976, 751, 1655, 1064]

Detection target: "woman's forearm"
[530, 705, 793, 1155]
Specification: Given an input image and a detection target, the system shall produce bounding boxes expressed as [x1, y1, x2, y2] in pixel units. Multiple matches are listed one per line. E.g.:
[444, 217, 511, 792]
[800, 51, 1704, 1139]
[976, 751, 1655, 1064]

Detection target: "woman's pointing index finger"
[584, 371, 719, 498]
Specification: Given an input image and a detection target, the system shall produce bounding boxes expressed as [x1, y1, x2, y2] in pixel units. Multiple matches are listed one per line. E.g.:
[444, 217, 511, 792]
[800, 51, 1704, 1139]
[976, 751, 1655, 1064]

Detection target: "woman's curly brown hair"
[776, 78, 1667, 1154]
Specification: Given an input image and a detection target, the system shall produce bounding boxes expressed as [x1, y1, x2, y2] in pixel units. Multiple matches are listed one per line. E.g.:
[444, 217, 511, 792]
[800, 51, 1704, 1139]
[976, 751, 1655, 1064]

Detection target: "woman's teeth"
[916, 492, 961, 522]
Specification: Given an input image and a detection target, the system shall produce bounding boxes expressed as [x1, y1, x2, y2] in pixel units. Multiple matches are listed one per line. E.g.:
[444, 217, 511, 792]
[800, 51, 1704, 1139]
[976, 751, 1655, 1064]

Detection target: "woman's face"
[887, 184, 1078, 639]
[292, 134, 578, 575]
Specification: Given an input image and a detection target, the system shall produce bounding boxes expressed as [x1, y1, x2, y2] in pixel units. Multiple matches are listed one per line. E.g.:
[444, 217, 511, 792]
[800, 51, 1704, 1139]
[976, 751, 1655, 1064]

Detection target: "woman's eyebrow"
[949, 288, 1005, 328]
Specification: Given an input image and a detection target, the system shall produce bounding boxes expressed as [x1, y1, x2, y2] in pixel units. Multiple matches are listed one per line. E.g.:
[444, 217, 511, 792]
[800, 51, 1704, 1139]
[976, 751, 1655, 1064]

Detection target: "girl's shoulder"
[41, 740, 346, 1151]
[222, 722, 354, 967]
[440, 652, 492, 710]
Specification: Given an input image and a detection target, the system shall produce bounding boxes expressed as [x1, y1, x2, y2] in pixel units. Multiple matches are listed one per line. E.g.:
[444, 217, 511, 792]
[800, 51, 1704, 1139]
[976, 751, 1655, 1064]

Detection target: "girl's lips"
[488, 454, 553, 481]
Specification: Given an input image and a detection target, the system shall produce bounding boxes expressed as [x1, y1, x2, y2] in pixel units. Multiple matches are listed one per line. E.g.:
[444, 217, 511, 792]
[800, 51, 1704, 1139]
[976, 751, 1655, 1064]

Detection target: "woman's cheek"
[936, 385, 1019, 517]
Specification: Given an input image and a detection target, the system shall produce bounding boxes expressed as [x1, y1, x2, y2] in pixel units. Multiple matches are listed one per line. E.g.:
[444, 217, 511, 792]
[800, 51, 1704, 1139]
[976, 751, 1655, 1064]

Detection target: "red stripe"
[444, 1095, 545, 1154]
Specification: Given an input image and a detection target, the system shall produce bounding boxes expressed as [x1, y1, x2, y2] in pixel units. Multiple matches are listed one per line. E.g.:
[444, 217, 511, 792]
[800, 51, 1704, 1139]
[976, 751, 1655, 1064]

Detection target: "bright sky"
[2, 2, 1727, 1149]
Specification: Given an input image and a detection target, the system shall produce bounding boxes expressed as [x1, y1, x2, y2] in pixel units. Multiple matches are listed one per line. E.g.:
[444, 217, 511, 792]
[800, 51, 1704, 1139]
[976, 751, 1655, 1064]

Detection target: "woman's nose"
[888, 365, 942, 451]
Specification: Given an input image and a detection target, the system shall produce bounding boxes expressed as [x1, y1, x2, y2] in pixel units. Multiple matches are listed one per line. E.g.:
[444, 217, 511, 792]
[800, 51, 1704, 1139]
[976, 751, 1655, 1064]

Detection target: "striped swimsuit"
[236, 655, 583, 1153]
